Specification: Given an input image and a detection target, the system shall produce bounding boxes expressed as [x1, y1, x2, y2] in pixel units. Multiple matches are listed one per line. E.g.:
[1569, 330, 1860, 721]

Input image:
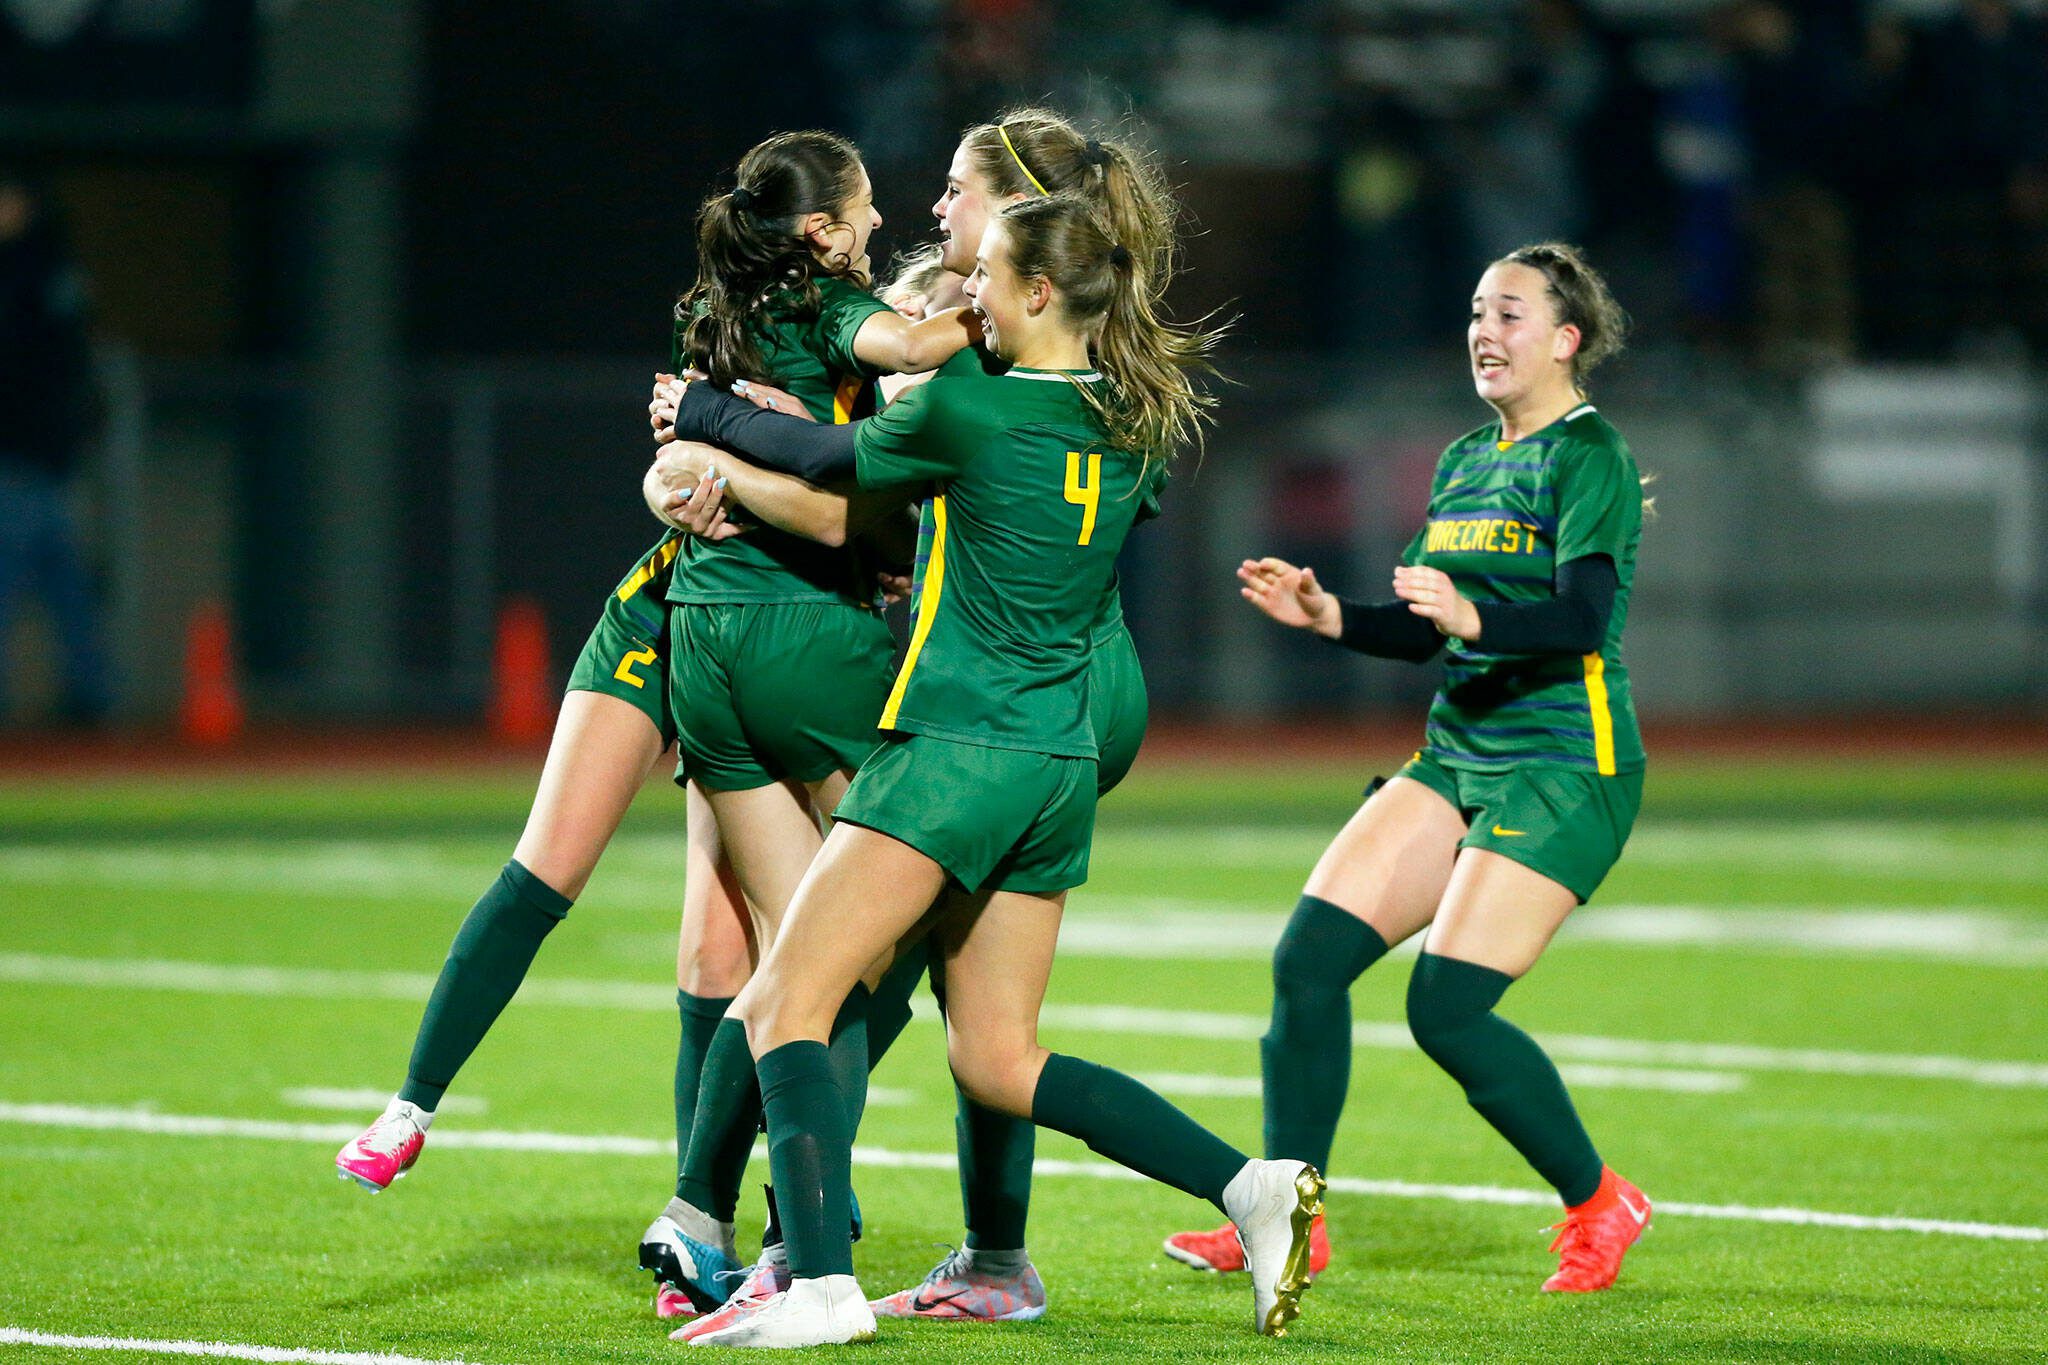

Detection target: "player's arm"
[1392, 556, 1617, 653]
[653, 444, 908, 549]
[671, 382, 861, 482]
[850, 306, 979, 375]
[1237, 556, 1444, 662]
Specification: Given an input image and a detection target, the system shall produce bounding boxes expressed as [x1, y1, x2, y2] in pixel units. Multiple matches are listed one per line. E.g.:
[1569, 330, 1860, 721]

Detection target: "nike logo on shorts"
[1491, 824, 1527, 838]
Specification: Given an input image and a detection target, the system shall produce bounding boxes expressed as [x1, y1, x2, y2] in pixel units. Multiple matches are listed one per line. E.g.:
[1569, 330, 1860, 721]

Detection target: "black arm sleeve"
[1470, 554, 1618, 655]
[674, 382, 860, 483]
[1331, 598, 1446, 662]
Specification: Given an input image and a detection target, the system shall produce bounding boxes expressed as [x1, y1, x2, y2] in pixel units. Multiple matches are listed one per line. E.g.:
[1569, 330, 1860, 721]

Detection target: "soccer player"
[645, 112, 1179, 1331]
[1163, 242, 1652, 1294]
[656, 192, 1323, 1349]
[334, 130, 969, 1316]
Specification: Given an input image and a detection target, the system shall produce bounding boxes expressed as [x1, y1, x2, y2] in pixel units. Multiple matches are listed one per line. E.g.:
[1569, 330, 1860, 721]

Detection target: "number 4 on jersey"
[1065, 451, 1102, 546]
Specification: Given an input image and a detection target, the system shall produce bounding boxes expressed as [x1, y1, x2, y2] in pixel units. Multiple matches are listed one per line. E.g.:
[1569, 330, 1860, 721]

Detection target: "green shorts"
[834, 732, 1097, 895]
[668, 600, 893, 792]
[1399, 750, 1644, 904]
[565, 533, 681, 745]
[1091, 625, 1148, 797]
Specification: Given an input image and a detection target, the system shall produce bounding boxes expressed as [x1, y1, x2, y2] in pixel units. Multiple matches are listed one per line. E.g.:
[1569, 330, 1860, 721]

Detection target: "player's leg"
[1409, 765, 1647, 1292]
[646, 779, 756, 1319]
[689, 824, 949, 1347]
[1166, 766, 1463, 1272]
[939, 889, 1322, 1338]
[336, 689, 664, 1192]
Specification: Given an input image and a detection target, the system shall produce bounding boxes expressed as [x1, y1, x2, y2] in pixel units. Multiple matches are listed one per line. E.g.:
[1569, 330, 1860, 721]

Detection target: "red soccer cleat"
[1163, 1212, 1330, 1277]
[334, 1103, 427, 1192]
[1542, 1168, 1650, 1293]
[654, 1283, 698, 1321]
[670, 1256, 792, 1342]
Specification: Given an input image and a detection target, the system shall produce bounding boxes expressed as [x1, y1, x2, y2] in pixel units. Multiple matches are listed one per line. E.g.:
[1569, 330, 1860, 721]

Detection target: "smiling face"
[933, 141, 1020, 276]
[961, 218, 1037, 360]
[810, 164, 882, 276]
[1469, 261, 1580, 412]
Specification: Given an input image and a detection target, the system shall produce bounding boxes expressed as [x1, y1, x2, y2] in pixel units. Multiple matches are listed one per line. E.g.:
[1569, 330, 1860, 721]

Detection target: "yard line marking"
[7, 952, 2046, 1090]
[279, 1089, 486, 1115]
[1135, 1066, 1746, 1098]
[1034, 1001, 2048, 1089]
[0, 1328, 481, 1365]
[3, 1103, 2039, 1243]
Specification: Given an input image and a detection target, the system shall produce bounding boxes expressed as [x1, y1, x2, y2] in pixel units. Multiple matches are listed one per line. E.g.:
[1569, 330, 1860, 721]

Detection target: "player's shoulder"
[1553, 404, 1634, 470]
[1437, 421, 1503, 466]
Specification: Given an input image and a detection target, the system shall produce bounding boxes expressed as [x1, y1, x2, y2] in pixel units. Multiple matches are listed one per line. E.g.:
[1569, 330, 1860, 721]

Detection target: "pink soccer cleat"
[655, 1283, 698, 1321]
[869, 1248, 1046, 1322]
[334, 1102, 428, 1192]
[670, 1256, 792, 1342]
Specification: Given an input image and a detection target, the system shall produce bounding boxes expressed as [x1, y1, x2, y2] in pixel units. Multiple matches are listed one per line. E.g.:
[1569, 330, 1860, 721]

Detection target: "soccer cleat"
[869, 1247, 1046, 1322]
[638, 1197, 741, 1313]
[1163, 1212, 1330, 1277]
[1222, 1158, 1326, 1337]
[654, 1283, 698, 1321]
[1542, 1168, 1650, 1293]
[334, 1103, 427, 1192]
[685, 1274, 877, 1348]
[671, 1256, 791, 1342]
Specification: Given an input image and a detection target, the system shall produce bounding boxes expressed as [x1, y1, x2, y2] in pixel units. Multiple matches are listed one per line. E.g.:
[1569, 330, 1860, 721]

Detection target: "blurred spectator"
[0, 169, 112, 726]
[1455, 0, 1608, 262]
[1920, 0, 2048, 354]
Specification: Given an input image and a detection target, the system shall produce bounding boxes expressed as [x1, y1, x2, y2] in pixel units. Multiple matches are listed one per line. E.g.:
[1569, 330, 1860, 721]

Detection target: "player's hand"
[730, 376, 815, 421]
[876, 569, 913, 604]
[1237, 557, 1341, 638]
[650, 439, 717, 492]
[1393, 565, 1479, 639]
[660, 472, 740, 541]
[890, 293, 929, 322]
[650, 372, 685, 443]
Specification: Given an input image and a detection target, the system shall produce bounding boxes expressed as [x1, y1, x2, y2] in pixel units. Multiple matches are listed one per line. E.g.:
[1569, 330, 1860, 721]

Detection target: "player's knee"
[944, 1035, 1037, 1116]
[1271, 894, 1373, 994]
[1405, 951, 1510, 1064]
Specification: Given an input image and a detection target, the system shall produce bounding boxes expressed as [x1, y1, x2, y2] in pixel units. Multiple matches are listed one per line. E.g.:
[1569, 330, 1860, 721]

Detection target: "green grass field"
[3, 748, 2046, 1363]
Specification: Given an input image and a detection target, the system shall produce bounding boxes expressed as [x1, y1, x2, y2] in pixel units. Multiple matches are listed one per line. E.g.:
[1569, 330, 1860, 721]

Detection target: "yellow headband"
[997, 125, 1049, 196]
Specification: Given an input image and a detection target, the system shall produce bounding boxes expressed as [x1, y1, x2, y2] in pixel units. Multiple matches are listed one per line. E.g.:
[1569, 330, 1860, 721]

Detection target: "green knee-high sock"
[1031, 1053, 1247, 1209]
[827, 985, 872, 1135]
[1261, 895, 1389, 1173]
[929, 960, 1036, 1250]
[758, 1040, 855, 1280]
[1407, 951, 1604, 1205]
[677, 1016, 760, 1218]
[957, 1091, 1034, 1250]
[674, 991, 734, 1180]
[400, 859, 570, 1109]
[866, 942, 927, 1068]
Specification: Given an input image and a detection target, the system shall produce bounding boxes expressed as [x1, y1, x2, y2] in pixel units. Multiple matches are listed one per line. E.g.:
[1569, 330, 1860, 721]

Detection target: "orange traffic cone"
[179, 599, 245, 745]
[487, 596, 554, 742]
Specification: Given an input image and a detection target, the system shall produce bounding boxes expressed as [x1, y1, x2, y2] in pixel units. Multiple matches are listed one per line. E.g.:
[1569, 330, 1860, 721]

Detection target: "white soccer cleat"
[1222, 1158, 1326, 1337]
[685, 1274, 877, 1348]
[334, 1102, 428, 1192]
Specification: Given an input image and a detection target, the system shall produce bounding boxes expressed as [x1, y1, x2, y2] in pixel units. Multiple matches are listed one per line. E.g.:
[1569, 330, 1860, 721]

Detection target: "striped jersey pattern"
[1405, 403, 1644, 774]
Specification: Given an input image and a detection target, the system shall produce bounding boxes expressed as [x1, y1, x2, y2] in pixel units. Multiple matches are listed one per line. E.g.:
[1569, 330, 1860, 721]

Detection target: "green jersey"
[853, 354, 1162, 759]
[667, 276, 893, 606]
[1404, 402, 1644, 775]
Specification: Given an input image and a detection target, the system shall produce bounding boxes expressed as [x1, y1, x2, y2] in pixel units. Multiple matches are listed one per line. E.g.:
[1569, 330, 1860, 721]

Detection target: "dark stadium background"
[2, 0, 2044, 734]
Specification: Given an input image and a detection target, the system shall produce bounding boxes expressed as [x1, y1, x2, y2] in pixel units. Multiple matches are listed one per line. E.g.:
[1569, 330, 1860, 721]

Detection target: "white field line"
[7, 951, 2047, 1091]
[279, 1089, 486, 1115]
[0, 1331, 476, 1365]
[1, 1102, 2041, 1244]
[1135, 1066, 1746, 1098]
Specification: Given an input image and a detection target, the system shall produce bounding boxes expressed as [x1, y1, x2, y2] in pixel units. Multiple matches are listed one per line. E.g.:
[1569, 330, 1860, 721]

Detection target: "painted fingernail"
[714, 478, 727, 490]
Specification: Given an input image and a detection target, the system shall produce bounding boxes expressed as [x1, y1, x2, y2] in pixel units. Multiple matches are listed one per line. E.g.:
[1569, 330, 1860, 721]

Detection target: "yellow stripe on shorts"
[879, 496, 946, 730]
[1583, 652, 1616, 776]
[833, 375, 860, 425]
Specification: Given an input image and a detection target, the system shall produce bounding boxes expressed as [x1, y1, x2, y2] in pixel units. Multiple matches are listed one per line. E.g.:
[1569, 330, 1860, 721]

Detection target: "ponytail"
[996, 194, 1228, 474]
[962, 108, 1181, 300]
[675, 130, 867, 384]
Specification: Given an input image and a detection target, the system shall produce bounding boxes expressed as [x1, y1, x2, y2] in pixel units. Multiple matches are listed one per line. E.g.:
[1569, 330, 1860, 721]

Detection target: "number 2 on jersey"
[613, 645, 658, 690]
[1064, 451, 1102, 546]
